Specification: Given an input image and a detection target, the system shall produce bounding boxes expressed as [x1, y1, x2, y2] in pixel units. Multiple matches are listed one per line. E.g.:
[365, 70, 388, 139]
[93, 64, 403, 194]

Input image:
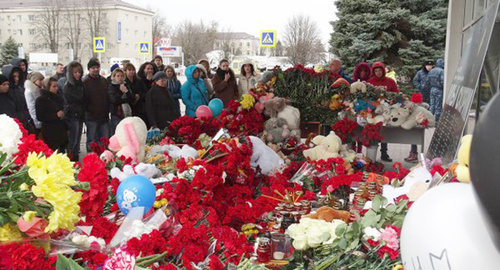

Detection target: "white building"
[214, 32, 260, 57]
[0, 0, 154, 70]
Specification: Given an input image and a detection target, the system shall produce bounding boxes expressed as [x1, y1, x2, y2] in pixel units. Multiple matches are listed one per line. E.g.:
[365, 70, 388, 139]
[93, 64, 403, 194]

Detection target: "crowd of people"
[0, 55, 444, 163]
[0, 56, 263, 161]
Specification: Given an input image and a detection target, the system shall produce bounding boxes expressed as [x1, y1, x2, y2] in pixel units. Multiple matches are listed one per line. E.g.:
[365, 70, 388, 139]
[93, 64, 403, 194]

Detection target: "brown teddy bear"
[305, 206, 350, 222]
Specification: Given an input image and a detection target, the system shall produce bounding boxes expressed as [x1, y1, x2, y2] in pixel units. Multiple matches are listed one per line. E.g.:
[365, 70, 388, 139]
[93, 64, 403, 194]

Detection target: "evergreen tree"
[330, 0, 447, 85]
[0, 37, 19, 66]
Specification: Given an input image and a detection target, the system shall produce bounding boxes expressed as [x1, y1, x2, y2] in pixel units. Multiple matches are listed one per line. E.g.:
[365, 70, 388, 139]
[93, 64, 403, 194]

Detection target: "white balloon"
[401, 183, 500, 270]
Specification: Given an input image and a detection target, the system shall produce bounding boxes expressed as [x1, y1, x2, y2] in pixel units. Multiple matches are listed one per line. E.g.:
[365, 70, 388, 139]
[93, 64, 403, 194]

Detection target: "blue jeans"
[110, 115, 122, 137]
[85, 120, 109, 150]
[67, 117, 84, 161]
[430, 88, 443, 122]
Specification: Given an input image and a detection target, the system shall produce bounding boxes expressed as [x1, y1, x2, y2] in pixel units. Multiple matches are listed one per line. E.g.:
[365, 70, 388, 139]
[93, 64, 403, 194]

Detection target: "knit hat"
[0, 74, 8, 84]
[87, 58, 100, 70]
[424, 61, 434, 66]
[154, 55, 163, 61]
[29, 72, 44, 83]
[152, 71, 167, 81]
[110, 63, 120, 72]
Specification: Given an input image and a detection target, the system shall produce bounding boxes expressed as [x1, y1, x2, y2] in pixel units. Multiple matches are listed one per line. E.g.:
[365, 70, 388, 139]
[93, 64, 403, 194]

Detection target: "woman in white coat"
[24, 72, 45, 134]
[238, 60, 261, 98]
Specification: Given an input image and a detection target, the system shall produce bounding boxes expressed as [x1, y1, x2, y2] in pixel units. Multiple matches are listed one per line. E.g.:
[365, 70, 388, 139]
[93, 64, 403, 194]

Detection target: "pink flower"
[379, 226, 399, 250]
[327, 185, 334, 193]
[104, 247, 135, 270]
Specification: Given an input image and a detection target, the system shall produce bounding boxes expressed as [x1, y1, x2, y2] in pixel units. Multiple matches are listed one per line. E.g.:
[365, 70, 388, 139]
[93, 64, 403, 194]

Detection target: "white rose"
[286, 224, 305, 239]
[0, 114, 23, 161]
[292, 234, 309, 250]
[306, 229, 330, 248]
[72, 235, 88, 246]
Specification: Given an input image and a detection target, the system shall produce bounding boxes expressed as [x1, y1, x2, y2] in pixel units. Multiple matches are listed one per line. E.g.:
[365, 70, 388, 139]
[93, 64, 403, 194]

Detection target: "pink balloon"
[196, 105, 213, 119]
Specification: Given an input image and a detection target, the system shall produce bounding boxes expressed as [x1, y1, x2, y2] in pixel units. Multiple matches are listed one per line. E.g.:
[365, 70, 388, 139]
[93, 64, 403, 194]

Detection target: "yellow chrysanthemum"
[392, 265, 404, 270]
[240, 94, 255, 109]
[27, 153, 82, 233]
[314, 65, 324, 73]
[19, 183, 29, 191]
[0, 223, 22, 242]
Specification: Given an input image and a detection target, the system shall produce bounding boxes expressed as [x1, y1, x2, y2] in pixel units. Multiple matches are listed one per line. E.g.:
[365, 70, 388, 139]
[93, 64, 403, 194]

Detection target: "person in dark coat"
[83, 59, 110, 148]
[124, 63, 148, 126]
[35, 77, 68, 152]
[425, 58, 445, 122]
[152, 56, 165, 73]
[107, 63, 120, 84]
[164, 65, 182, 116]
[138, 62, 157, 92]
[0, 74, 35, 133]
[146, 71, 180, 130]
[63, 61, 85, 161]
[52, 63, 65, 81]
[212, 59, 238, 107]
[11, 57, 28, 89]
[108, 68, 134, 135]
[413, 61, 434, 104]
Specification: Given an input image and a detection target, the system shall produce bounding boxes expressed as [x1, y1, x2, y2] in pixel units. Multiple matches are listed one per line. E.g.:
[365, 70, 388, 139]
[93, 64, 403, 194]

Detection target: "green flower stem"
[136, 251, 168, 267]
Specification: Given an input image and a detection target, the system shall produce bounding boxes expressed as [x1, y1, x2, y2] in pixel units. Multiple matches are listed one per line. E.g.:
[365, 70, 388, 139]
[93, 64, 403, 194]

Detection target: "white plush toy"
[105, 117, 148, 162]
[387, 104, 410, 127]
[249, 136, 284, 175]
[350, 80, 367, 94]
[400, 102, 436, 130]
[277, 105, 301, 140]
[148, 145, 198, 161]
[110, 163, 161, 182]
[303, 131, 343, 161]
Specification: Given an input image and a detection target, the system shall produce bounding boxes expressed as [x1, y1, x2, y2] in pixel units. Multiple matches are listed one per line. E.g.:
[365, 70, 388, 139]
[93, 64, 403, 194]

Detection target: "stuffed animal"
[372, 102, 391, 124]
[249, 136, 284, 175]
[456, 135, 472, 183]
[147, 144, 198, 161]
[104, 117, 148, 162]
[303, 131, 342, 161]
[400, 102, 436, 130]
[304, 206, 350, 222]
[264, 117, 291, 144]
[350, 80, 367, 94]
[264, 97, 301, 140]
[110, 163, 161, 182]
[387, 104, 410, 127]
[263, 97, 287, 118]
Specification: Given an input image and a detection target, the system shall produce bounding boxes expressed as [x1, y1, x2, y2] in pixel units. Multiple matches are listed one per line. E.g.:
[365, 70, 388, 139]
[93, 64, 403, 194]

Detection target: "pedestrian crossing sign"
[260, 30, 276, 47]
[139, 42, 150, 55]
[93, 37, 106, 53]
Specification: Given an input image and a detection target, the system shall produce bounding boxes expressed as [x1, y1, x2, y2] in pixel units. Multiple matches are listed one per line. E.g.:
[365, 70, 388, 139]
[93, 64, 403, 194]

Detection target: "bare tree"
[282, 14, 324, 65]
[83, 0, 108, 57]
[151, 8, 172, 53]
[217, 28, 235, 61]
[36, 0, 64, 53]
[172, 20, 218, 65]
[270, 40, 285, 57]
[63, 6, 85, 61]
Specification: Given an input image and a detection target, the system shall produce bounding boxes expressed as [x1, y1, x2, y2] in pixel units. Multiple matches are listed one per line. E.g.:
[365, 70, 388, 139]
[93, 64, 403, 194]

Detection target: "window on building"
[126, 43, 129, 47]
[29, 29, 35, 35]
[29, 43, 36, 49]
[29, 15, 35, 21]
[19, 43, 23, 47]
[7, 15, 10, 21]
[13, 29, 17, 35]
[247, 50, 250, 55]
[144, 31, 147, 38]
[247, 42, 250, 47]
[103, 13, 107, 19]
[18, 29, 22, 36]
[239, 42, 243, 47]
[8, 29, 11, 35]
[17, 15, 21, 21]
[134, 44, 138, 50]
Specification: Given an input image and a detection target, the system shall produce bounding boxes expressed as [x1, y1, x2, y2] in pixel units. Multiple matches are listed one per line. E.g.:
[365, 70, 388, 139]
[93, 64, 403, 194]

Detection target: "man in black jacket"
[63, 61, 85, 161]
[0, 74, 35, 133]
[83, 59, 110, 150]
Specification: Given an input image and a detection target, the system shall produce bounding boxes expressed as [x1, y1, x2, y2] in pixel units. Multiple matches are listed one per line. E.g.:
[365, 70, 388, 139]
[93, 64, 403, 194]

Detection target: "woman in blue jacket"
[181, 65, 209, 117]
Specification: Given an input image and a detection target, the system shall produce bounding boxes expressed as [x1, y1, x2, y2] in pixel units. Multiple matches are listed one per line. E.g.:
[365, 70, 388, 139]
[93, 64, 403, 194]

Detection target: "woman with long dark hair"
[138, 62, 158, 92]
[212, 59, 238, 107]
[164, 65, 182, 116]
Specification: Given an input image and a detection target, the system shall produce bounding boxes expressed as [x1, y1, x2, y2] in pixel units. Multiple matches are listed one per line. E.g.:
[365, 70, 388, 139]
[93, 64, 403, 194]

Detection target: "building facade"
[214, 32, 260, 57]
[0, 0, 154, 70]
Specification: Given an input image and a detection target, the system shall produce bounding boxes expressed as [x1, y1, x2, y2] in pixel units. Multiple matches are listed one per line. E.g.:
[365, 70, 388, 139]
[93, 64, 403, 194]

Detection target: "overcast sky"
[124, 0, 338, 47]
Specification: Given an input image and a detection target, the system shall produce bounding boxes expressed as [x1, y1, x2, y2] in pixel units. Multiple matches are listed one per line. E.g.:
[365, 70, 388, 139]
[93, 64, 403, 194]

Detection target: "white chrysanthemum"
[0, 114, 23, 160]
[363, 227, 381, 241]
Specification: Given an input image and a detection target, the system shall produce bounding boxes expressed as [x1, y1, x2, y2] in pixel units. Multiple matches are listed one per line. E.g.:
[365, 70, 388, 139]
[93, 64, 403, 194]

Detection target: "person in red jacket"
[367, 62, 399, 93]
[367, 62, 399, 162]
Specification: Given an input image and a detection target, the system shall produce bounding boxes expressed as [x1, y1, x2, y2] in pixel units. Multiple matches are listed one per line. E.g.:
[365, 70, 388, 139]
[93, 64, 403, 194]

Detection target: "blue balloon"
[209, 98, 224, 117]
[116, 175, 156, 216]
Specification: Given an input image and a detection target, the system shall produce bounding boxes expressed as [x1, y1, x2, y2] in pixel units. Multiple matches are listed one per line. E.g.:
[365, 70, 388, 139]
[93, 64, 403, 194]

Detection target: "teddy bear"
[263, 97, 301, 139]
[387, 104, 410, 127]
[367, 102, 391, 125]
[110, 163, 161, 182]
[350, 80, 367, 94]
[249, 136, 284, 175]
[104, 117, 148, 162]
[303, 131, 343, 161]
[400, 102, 436, 130]
[264, 117, 291, 144]
[304, 206, 350, 222]
[455, 134, 472, 183]
[147, 144, 198, 161]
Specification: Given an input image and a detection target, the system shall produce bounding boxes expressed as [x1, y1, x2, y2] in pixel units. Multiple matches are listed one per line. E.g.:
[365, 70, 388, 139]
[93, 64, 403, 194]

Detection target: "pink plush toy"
[102, 117, 148, 163]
